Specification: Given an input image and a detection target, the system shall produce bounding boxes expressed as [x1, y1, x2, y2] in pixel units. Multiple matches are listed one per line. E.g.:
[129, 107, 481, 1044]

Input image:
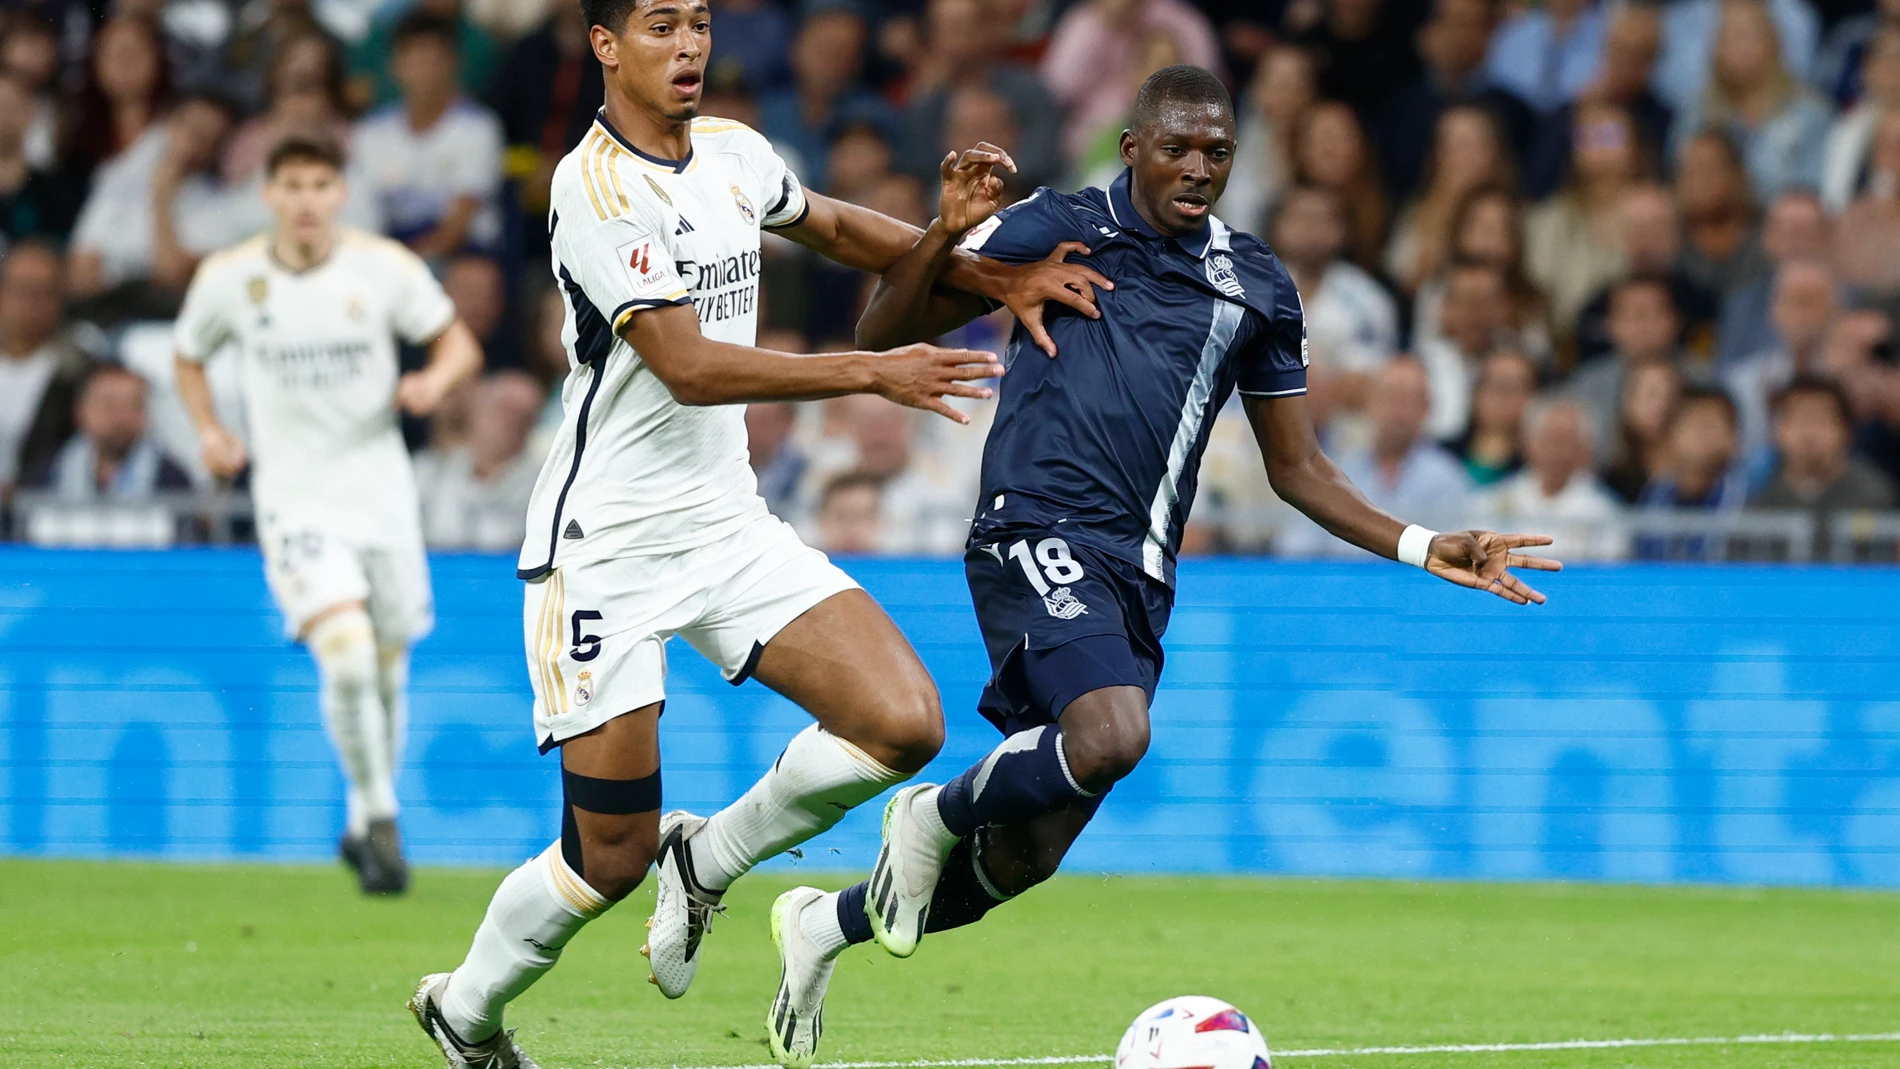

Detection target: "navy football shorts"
[963, 530, 1173, 738]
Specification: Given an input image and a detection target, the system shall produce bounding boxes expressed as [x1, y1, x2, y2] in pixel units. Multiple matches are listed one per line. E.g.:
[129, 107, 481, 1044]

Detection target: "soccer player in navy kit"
[757, 66, 1562, 1066]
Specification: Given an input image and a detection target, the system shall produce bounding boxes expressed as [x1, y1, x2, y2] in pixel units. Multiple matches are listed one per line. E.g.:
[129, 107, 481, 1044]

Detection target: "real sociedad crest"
[1205, 253, 1245, 299]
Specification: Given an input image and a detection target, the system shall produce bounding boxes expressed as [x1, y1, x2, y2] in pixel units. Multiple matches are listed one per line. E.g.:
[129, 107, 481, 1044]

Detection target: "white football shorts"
[523, 513, 860, 751]
[260, 521, 435, 644]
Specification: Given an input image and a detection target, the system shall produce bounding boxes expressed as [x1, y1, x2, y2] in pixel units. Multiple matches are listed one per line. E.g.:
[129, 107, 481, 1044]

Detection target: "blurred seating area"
[7, 0, 1900, 562]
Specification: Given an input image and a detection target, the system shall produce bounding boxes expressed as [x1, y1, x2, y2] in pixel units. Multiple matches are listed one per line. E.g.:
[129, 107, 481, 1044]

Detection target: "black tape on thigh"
[563, 767, 663, 815]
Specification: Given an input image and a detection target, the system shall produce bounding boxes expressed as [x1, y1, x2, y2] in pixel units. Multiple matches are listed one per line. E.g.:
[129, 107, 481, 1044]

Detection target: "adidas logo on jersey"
[564, 519, 585, 540]
[675, 215, 695, 235]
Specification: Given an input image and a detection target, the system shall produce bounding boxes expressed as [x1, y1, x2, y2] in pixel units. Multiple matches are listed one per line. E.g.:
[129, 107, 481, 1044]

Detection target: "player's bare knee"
[579, 827, 656, 901]
[1060, 689, 1151, 790]
[845, 676, 943, 774]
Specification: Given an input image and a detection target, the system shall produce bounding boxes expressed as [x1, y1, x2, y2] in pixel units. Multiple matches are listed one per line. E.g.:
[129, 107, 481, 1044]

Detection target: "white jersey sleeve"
[562, 188, 693, 332]
[381, 243, 458, 345]
[756, 141, 808, 230]
[174, 256, 237, 363]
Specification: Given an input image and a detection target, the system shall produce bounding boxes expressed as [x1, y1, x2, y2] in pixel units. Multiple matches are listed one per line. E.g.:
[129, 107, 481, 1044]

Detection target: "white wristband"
[1397, 524, 1437, 569]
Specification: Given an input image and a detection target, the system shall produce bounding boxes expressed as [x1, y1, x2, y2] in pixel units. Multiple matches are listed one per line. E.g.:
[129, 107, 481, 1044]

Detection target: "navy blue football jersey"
[958, 169, 1307, 586]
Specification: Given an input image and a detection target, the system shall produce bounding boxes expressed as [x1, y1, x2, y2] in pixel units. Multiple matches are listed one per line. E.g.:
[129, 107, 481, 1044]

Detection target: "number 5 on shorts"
[1005, 537, 1085, 595]
[570, 610, 604, 662]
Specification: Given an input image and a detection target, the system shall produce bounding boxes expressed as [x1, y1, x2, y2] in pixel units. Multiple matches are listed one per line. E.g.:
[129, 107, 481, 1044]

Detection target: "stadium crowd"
[4, 0, 1900, 561]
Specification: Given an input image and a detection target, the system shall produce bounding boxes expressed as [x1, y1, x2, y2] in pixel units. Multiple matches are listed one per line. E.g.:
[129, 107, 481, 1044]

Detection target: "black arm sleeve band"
[562, 766, 663, 815]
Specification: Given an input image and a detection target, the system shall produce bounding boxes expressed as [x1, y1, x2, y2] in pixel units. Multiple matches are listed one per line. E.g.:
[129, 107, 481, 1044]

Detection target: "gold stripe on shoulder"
[602, 147, 634, 214]
[578, 131, 610, 220]
[592, 134, 627, 218]
[691, 116, 752, 134]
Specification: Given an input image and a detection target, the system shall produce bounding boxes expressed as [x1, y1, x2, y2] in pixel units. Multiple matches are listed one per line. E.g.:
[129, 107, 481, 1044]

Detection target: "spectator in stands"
[1293, 100, 1387, 271]
[1374, 0, 1531, 204]
[0, 242, 92, 498]
[1411, 186, 1555, 371]
[1751, 376, 1895, 556]
[1675, 129, 1767, 300]
[351, 0, 499, 108]
[1523, 0, 1672, 199]
[900, 0, 1061, 193]
[1479, 397, 1628, 561]
[443, 254, 514, 370]
[939, 85, 1034, 199]
[760, 7, 897, 191]
[1223, 43, 1317, 238]
[1573, 183, 1719, 363]
[1834, 110, 1900, 300]
[1526, 102, 1646, 351]
[1484, 0, 1606, 115]
[1572, 276, 1697, 464]
[813, 470, 884, 555]
[1602, 360, 1687, 502]
[494, 1, 604, 222]
[1449, 348, 1535, 487]
[747, 401, 807, 522]
[1270, 185, 1397, 420]
[354, 14, 504, 257]
[1813, 0, 1900, 106]
[1725, 259, 1840, 464]
[827, 393, 969, 555]
[0, 73, 74, 243]
[1640, 385, 1747, 512]
[1276, 358, 1473, 557]
[1283, 0, 1422, 119]
[1653, 0, 1819, 114]
[25, 364, 190, 502]
[1042, 0, 1220, 164]
[222, 29, 352, 189]
[703, 0, 792, 93]
[1419, 258, 1516, 440]
[1715, 189, 1830, 367]
[1, 14, 63, 173]
[827, 121, 897, 207]
[69, 92, 244, 318]
[1671, 0, 1830, 200]
[211, 0, 326, 114]
[1384, 103, 1514, 295]
[1821, 24, 1900, 214]
[68, 15, 172, 180]
[415, 371, 545, 550]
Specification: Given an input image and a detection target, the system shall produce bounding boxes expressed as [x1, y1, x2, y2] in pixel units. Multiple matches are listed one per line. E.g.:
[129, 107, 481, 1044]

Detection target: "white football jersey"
[517, 111, 808, 578]
[175, 229, 456, 547]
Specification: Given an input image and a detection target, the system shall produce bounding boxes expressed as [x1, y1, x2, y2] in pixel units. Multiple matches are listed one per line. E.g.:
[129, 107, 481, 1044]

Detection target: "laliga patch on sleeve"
[959, 214, 1004, 252]
[617, 239, 669, 290]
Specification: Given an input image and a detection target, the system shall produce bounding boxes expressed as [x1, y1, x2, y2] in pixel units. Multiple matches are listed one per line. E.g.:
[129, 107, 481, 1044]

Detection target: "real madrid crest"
[247, 277, 269, 304]
[644, 174, 673, 206]
[730, 184, 756, 225]
[346, 294, 366, 321]
[574, 670, 593, 707]
[1205, 253, 1245, 300]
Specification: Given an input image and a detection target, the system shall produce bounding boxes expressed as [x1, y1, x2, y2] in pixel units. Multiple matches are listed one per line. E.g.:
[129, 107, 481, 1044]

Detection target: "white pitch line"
[628, 1030, 1900, 1069]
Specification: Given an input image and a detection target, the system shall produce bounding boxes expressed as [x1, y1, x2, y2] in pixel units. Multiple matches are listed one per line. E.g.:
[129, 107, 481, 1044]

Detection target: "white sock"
[309, 610, 395, 836]
[691, 725, 907, 892]
[441, 844, 610, 1042]
[802, 891, 852, 961]
[376, 644, 410, 771]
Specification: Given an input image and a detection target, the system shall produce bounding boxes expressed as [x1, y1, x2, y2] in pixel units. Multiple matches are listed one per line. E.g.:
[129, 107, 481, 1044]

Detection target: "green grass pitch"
[1, 859, 1896, 1069]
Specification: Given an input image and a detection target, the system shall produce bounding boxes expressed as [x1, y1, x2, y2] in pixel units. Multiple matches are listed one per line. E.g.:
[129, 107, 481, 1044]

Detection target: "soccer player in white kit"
[173, 135, 484, 895]
[404, 2, 1111, 1066]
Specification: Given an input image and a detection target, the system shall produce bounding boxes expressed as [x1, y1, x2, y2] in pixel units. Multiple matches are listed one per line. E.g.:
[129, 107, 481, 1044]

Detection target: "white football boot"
[409, 972, 540, 1069]
[766, 887, 837, 1069]
[644, 810, 724, 998]
[866, 783, 958, 957]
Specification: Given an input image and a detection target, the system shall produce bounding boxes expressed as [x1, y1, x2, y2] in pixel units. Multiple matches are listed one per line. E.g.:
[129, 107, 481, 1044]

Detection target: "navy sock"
[935, 725, 1092, 838]
[836, 880, 875, 946]
[924, 832, 1010, 933]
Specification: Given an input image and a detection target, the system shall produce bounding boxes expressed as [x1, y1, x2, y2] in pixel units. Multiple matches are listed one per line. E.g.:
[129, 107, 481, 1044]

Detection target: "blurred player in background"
[762, 67, 1562, 1066]
[173, 134, 484, 896]
[404, 1, 1107, 1067]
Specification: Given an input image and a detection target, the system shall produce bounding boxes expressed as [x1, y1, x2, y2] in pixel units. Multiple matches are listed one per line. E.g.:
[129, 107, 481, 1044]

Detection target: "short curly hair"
[1130, 64, 1233, 134]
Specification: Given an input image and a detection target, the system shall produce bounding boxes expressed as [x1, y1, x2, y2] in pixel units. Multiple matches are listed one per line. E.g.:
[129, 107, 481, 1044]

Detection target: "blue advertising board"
[2, 550, 1896, 886]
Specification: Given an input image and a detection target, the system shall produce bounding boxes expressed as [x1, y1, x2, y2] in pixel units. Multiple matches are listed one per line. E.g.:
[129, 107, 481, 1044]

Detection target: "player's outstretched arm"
[858, 144, 1101, 353]
[780, 181, 1108, 356]
[624, 302, 1003, 423]
[1245, 395, 1561, 605]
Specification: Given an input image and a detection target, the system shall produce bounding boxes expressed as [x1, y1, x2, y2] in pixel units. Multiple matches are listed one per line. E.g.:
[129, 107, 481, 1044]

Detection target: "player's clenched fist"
[197, 423, 248, 479]
[868, 344, 1004, 424]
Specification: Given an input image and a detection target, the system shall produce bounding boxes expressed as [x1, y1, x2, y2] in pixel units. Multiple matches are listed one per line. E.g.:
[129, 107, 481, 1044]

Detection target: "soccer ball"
[1115, 996, 1272, 1069]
